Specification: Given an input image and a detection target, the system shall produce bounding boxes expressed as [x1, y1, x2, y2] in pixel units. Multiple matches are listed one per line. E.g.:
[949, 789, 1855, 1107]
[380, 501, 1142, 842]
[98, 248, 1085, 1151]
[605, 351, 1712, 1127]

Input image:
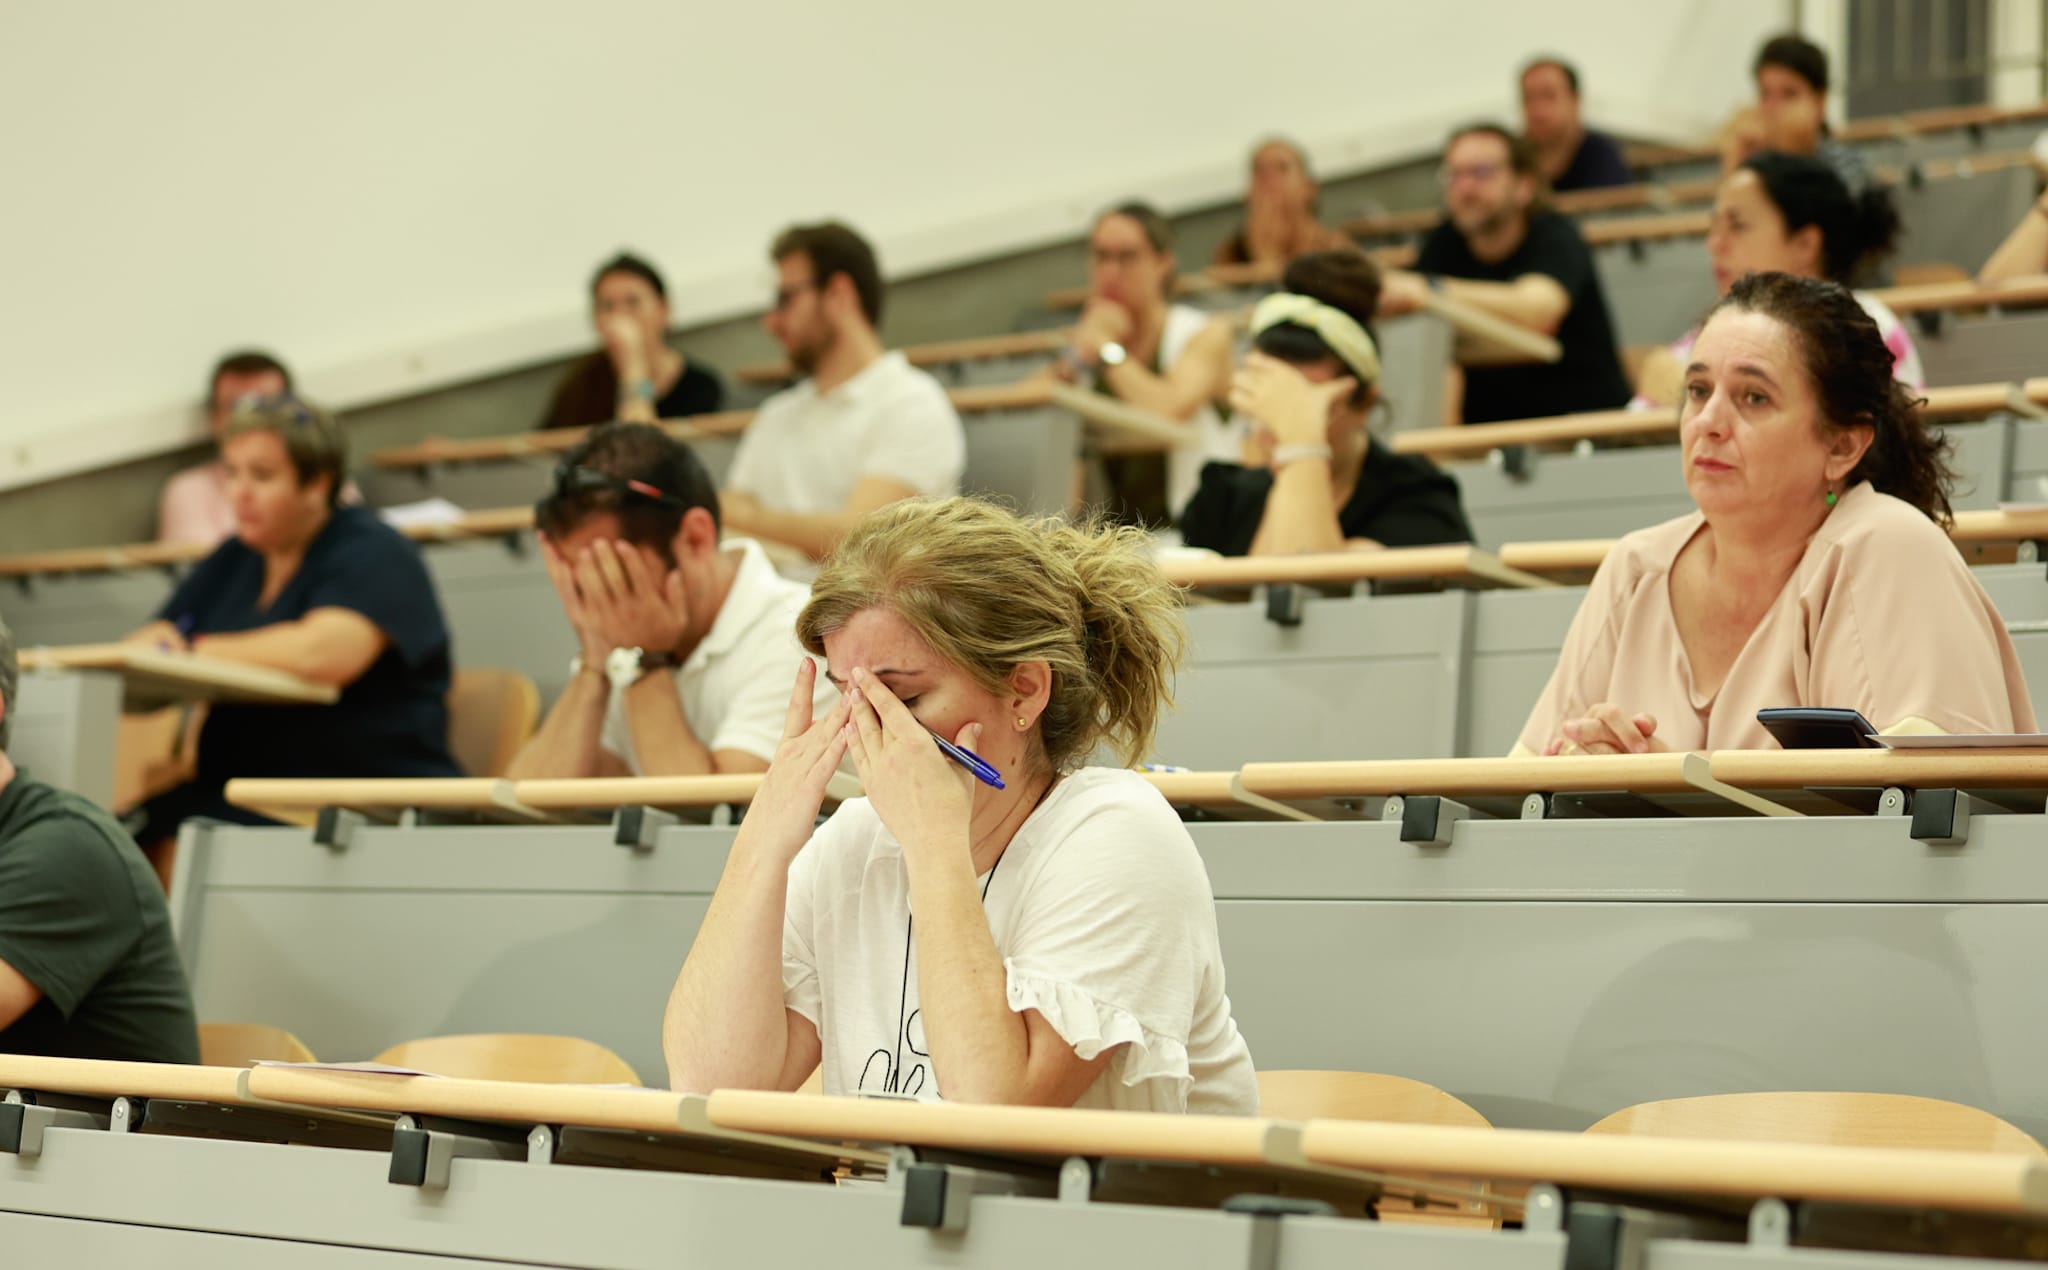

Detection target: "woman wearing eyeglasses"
[129, 395, 460, 842]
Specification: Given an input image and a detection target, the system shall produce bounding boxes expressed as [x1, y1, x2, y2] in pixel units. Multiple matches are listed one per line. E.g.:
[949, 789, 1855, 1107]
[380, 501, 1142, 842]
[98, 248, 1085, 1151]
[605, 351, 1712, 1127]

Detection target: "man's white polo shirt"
[600, 537, 830, 771]
[724, 351, 965, 512]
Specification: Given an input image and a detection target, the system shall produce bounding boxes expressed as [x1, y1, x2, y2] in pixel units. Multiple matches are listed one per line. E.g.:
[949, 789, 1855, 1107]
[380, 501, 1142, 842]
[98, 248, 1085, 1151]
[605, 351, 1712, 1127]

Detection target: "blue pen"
[163, 614, 195, 651]
[929, 728, 1004, 789]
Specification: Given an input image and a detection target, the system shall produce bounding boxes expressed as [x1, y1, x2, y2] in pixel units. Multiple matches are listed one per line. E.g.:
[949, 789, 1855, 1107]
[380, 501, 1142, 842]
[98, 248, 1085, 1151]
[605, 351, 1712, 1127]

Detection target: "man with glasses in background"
[718, 222, 965, 561]
[1379, 124, 1631, 424]
[504, 423, 832, 779]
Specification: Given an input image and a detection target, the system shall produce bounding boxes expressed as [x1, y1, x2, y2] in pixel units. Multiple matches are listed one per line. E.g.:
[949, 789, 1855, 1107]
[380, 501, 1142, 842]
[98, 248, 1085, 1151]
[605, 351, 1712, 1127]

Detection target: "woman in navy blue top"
[133, 395, 458, 841]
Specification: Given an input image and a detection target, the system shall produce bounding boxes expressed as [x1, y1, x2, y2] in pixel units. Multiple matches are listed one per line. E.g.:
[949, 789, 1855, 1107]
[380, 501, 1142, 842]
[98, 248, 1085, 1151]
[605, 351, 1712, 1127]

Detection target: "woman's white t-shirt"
[780, 767, 1258, 1115]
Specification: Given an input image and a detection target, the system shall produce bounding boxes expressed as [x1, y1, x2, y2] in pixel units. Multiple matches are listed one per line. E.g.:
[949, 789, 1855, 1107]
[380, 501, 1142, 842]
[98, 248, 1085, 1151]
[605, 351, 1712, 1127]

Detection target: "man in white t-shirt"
[506, 423, 832, 778]
[721, 222, 965, 560]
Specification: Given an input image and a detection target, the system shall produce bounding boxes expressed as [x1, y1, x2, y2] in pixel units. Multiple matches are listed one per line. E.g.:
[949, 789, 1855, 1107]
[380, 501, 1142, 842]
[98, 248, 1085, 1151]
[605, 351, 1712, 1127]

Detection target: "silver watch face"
[607, 646, 645, 682]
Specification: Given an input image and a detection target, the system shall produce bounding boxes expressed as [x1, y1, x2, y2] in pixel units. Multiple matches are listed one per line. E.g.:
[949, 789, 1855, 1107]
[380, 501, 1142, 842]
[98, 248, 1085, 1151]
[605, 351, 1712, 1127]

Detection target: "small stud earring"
[1016, 716, 1029, 729]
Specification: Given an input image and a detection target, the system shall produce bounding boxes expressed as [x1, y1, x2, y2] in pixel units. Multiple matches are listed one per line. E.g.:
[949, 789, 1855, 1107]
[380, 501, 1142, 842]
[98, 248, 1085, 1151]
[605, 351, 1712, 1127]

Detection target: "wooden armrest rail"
[241, 1068, 885, 1168]
[1158, 546, 1551, 593]
[1299, 1120, 2048, 1218]
[0, 1055, 253, 1105]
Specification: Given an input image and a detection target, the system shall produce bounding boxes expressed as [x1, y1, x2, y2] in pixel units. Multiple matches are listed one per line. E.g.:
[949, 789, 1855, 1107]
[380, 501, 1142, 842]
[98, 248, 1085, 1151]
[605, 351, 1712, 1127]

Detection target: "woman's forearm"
[662, 841, 799, 1092]
[1979, 195, 2048, 286]
[1249, 458, 1348, 556]
[902, 847, 1032, 1104]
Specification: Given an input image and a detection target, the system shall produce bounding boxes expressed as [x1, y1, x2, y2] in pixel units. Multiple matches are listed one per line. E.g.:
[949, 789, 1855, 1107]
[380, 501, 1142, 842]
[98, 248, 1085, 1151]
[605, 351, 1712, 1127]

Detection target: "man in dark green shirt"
[0, 615, 199, 1062]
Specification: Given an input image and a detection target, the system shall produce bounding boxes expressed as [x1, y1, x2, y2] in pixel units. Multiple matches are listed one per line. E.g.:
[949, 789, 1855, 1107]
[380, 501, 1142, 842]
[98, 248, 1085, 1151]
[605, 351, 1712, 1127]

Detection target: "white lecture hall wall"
[0, 0, 1796, 491]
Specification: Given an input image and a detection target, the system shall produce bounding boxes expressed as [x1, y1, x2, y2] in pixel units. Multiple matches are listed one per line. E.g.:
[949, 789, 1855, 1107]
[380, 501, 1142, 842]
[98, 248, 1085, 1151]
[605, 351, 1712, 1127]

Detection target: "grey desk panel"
[1893, 164, 2040, 280]
[190, 888, 701, 1078]
[1377, 313, 1455, 437]
[6, 668, 120, 807]
[1194, 814, 2048, 904]
[2004, 420, 2048, 504]
[1595, 238, 1717, 349]
[1159, 592, 1468, 766]
[1195, 815, 2048, 1137]
[1918, 312, 2048, 392]
[1451, 447, 1693, 550]
[0, 1127, 1282, 1270]
[424, 537, 579, 702]
[960, 407, 1081, 517]
[0, 569, 175, 647]
[0, 1214, 533, 1269]
[1464, 587, 1587, 757]
[1944, 420, 2012, 510]
[1216, 897, 2043, 1136]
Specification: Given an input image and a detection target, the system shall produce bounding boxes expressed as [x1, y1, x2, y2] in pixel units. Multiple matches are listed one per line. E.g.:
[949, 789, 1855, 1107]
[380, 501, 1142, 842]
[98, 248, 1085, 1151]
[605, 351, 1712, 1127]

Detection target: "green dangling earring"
[1824, 487, 1838, 507]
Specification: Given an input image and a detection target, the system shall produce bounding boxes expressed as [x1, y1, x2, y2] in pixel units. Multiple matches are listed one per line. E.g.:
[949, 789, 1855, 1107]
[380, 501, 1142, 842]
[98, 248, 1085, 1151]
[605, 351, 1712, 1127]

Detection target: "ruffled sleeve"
[1005, 970, 1195, 1111]
[995, 794, 1222, 1112]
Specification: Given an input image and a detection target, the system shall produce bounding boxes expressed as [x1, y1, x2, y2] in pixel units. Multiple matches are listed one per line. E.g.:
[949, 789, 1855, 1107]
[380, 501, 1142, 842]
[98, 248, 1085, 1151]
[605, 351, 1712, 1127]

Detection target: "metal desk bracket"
[1222, 1194, 1342, 1270]
[314, 807, 367, 851]
[613, 806, 676, 851]
[889, 1145, 1058, 1231]
[1387, 794, 1471, 847]
[386, 1113, 533, 1188]
[525, 1124, 557, 1165]
[1263, 583, 1309, 627]
[1911, 788, 2004, 846]
[0, 1091, 109, 1156]
[1748, 1198, 1793, 1249]
[1491, 445, 1536, 482]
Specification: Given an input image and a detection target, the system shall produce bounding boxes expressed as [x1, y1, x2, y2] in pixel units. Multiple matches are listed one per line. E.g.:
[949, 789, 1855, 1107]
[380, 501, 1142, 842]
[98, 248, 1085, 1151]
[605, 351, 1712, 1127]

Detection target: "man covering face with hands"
[505, 423, 832, 779]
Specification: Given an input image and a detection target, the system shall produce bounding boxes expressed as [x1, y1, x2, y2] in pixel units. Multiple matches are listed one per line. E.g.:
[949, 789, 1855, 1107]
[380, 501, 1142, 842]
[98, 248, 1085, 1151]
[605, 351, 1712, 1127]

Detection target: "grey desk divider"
[1156, 590, 1470, 769]
[1893, 162, 2041, 282]
[8, 669, 121, 807]
[1449, 445, 1697, 549]
[1593, 235, 1716, 348]
[1372, 313, 1455, 436]
[958, 405, 1080, 517]
[173, 817, 733, 1084]
[422, 537, 579, 704]
[1201, 810, 2048, 1141]
[1920, 312, 2048, 395]
[0, 568, 175, 648]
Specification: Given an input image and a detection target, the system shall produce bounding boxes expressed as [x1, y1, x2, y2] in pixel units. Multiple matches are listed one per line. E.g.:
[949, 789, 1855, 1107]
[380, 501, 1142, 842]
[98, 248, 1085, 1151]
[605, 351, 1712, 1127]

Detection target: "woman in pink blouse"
[1520, 271, 2034, 755]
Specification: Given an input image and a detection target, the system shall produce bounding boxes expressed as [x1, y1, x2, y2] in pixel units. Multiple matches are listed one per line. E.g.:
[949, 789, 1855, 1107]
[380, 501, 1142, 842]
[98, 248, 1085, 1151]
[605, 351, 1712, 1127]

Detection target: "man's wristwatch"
[604, 646, 681, 692]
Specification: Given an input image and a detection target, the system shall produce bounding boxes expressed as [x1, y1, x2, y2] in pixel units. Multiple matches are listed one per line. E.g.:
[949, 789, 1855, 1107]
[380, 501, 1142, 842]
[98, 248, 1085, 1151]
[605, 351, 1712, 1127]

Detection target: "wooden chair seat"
[372, 1033, 641, 1085]
[1586, 1091, 2046, 1156]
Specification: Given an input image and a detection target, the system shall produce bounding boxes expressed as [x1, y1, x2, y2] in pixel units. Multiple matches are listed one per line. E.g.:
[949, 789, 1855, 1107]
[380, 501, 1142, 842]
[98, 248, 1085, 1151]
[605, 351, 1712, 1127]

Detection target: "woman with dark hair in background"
[1522, 272, 2032, 756]
[1721, 34, 1874, 196]
[540, 252, 724, 430]
[1635, 151, 1920, 408]
[1179, 250, 1472, 556]
[1212, 139, 1355, 267]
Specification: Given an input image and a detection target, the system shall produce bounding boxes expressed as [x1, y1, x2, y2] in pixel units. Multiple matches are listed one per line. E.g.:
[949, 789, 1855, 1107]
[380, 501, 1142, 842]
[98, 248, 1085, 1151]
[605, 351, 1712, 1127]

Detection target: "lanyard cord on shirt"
[884, 848, 1004, 1096]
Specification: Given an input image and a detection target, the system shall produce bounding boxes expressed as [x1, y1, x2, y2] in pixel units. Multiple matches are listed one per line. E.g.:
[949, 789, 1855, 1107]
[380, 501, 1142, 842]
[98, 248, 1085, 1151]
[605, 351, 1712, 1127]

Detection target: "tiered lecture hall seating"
[2, 102, 2046, 1270]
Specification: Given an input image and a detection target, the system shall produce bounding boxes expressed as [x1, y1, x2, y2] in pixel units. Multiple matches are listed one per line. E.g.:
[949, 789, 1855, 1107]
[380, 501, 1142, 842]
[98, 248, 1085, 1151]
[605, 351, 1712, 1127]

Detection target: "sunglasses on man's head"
[552, 463, 686, 508]
[233, 392, 321, 427]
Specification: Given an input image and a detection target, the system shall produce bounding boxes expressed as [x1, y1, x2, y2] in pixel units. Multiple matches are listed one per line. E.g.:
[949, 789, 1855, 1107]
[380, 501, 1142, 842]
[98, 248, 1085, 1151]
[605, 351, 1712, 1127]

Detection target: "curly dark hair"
[1706, 272, 1955, 524]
